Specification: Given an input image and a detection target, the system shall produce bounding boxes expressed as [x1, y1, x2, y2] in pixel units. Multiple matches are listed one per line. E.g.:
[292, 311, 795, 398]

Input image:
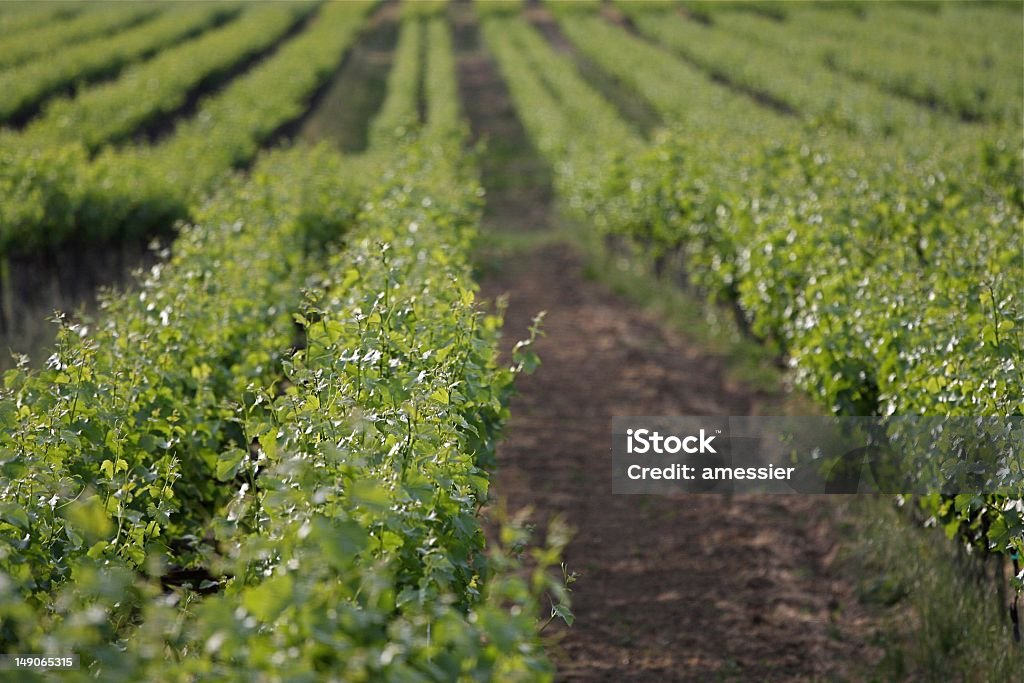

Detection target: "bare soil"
[295, 1, 400, 153]
[480, 246, 878, 682]
[453, 5, 880, 680]
[0, 239, 155, 369]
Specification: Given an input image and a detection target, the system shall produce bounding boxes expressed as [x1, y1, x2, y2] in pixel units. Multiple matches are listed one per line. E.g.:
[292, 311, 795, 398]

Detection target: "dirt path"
[478, 247, 878, 682]
[452, 6, 878, 682]
[296, 1, 398, 152]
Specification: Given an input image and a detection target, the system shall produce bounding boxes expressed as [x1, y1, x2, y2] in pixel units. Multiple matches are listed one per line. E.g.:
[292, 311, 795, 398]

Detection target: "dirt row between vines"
[451, 5, 880, 681]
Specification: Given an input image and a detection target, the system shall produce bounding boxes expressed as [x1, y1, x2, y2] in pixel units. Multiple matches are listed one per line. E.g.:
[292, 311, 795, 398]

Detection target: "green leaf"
[258, 433, 278, 460]
[349, 479, 391, 511]
[215, 448, 247, 482]
[312, 517, 369, 569]
[981, 325, 998, 345]
[380, 530, 403, 553]
[0, 503, 29, 530]
[64, 495, 113, 543]
[124, 545, 146, 566]
[340, 267, 360, 291]
[243, 573, 294, 622]
[86, 541, 109, 559]
[552, 603, 575, 627]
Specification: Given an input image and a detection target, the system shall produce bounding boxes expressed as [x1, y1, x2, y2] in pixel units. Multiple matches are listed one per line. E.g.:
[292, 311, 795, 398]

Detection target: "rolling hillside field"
[0, 1, 1021, 680]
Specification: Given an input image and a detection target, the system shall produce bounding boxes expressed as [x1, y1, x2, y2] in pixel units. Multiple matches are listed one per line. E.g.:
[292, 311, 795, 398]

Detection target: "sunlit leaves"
[0, 129, 560, 678]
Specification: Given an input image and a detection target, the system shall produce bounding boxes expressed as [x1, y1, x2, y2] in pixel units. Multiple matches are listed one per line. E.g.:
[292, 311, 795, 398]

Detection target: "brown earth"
[452, 4, 880, 681]
[479, 244, 879, 682]
[296, 1, 400, 153]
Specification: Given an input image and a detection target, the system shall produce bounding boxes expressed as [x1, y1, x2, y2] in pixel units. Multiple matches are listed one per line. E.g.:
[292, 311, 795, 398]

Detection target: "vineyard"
[0, 0, 1021, 681]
